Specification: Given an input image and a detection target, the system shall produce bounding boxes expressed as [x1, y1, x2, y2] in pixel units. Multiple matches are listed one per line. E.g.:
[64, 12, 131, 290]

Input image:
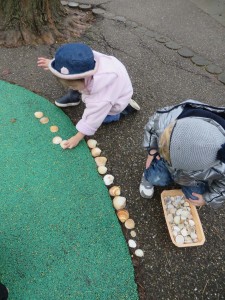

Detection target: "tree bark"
[0, 0, 94, 47]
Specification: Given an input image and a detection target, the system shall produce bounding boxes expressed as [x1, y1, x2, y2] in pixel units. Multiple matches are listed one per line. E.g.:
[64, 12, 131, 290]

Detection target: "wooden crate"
[161, 189, 205, 247]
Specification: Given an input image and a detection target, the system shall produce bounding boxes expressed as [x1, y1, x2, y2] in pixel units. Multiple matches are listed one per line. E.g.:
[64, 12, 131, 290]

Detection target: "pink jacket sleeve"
[76, 99, 113, 136]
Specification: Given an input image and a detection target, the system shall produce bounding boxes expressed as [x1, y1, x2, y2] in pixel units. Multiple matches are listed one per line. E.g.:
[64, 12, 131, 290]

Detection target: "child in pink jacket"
[38, 43, 140, 149]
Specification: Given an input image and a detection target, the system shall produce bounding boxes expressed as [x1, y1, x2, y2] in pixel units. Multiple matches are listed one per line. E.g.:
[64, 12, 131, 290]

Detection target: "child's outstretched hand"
[37, 57, 51, 70]
[62, 132, 85, 149]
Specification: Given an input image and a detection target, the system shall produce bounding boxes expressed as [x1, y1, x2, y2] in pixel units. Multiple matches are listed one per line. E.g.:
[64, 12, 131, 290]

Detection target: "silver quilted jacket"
[143, 99, 225, 208]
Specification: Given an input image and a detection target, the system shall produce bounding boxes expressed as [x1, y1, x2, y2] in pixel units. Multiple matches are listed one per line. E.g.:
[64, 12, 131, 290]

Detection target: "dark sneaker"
[139, 173, 154, 199]
[55, 90, 81, 107]
[121, 99, 140, 115]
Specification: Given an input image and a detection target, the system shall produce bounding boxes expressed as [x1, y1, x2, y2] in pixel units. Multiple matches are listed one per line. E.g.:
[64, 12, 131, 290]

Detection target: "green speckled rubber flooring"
[0, 81, 138, 300]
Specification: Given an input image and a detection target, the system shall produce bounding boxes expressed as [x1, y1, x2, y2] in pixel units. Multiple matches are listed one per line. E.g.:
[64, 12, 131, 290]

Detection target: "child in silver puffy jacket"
[140, 99, 225, 208]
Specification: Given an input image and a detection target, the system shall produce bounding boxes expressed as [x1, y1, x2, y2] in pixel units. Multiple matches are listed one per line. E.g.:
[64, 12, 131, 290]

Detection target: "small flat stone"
[68, 2, 79, 7]
[135, 249, 144, 257]
[155, 36, 170, 43]
[144, 30, 157, 38]
[165, 41, 182, 50]
[205, 64, 223, 74]
[79, 4, 92, 10]
[218, 72, 225, 84]
[61, 0, 68, 5]
[113, 16, 126, 23]
[178, 47, 194, 58]
[191, 55, 210, 66]
[92, 8, 105, 15]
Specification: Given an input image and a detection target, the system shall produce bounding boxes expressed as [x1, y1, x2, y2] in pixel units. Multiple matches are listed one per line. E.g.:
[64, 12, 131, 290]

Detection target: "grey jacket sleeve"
[203, 178, 225, 208]
[143, 112, 161, 150]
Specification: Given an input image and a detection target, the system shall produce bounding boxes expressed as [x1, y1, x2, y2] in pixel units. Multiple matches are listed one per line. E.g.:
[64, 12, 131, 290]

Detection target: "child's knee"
[145, 159, 173, 186]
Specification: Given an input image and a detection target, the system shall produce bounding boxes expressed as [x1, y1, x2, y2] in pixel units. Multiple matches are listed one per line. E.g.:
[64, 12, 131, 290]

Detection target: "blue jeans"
[144, 158, 208, 200]
[103, 102, 136, 123]
[181, 182, 208, 200]
[103, 114, 120, 124]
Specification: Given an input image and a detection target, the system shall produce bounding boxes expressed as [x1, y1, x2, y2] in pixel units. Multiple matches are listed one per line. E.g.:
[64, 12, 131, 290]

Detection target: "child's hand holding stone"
[62, 132, 85, 149]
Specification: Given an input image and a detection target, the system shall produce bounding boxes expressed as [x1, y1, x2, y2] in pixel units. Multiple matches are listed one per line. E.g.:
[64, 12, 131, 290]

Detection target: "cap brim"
[48, 58, 99, 80]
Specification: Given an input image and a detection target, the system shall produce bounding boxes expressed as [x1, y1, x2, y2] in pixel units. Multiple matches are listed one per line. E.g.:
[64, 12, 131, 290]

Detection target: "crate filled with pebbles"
[161, 190, 205, 247]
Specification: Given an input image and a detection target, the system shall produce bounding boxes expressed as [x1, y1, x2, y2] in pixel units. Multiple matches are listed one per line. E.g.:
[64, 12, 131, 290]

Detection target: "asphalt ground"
[0, 1, 225, 299]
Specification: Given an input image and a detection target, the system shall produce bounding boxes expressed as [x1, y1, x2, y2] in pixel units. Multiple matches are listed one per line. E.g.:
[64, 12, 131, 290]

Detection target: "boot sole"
[130, 99, 140, 111]
[140, 189, 154, 199]
[55, 101, 81, 108]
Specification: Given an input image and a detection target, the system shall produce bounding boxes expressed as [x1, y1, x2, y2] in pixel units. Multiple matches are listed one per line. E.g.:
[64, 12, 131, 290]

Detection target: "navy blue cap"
[49, 43, 97, 79]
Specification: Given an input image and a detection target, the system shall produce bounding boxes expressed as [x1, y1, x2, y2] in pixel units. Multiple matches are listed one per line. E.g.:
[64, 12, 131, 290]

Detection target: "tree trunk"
[0, 0, 94, 47]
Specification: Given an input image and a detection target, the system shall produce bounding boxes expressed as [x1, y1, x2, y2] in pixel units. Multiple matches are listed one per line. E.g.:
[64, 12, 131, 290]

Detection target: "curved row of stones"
[61, 1, 225, 85]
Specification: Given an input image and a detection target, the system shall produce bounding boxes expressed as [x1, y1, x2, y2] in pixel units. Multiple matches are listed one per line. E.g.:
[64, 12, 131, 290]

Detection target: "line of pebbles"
[60, 0, 225, 85]
[86, 139, 144, 258]
[34, 111, 144, 257]
[34, 111, 70, 148]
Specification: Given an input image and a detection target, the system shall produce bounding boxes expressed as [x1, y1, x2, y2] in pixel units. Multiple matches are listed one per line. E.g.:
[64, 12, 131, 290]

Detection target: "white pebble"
[172, 230, 178, 237]
[167, 204, 174, 209]
[174, 216, 180, 224]
[135, 249, 144, 257]
[173, 225, 180, 232]
[191, 232, 197, 240]
[170, 208, 176, 214]
[176, 235, 184, 244]
[176, 208, 183, 216]
[184, 236, 193, 243]
[189, 219, 195, 226]
[178, 223, 184, 229]
[128, 239, 137, 248]
[181, 210, 190, 218]
[181, 228, 188, 237]
[130, 230, 136, 238]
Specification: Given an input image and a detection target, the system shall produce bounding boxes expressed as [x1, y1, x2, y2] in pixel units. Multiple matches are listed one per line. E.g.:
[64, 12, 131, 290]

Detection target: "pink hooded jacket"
[76, 51, 133, 136]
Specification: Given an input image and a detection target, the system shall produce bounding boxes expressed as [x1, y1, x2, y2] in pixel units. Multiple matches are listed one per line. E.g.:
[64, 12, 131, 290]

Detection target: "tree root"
[0, 8, 95, 47]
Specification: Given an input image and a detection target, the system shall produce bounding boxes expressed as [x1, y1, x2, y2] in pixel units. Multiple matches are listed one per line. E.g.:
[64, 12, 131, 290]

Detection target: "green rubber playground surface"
[0, 81, 138, 300]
